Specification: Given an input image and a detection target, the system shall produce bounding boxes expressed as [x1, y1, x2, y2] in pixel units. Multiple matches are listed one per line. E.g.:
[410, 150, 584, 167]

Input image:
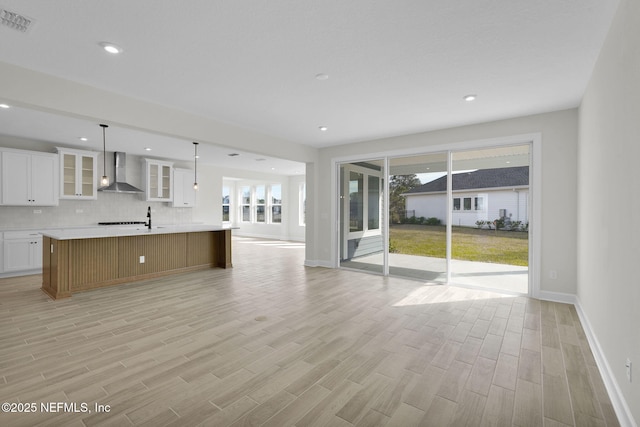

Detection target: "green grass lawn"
[389, 224, 529, 266]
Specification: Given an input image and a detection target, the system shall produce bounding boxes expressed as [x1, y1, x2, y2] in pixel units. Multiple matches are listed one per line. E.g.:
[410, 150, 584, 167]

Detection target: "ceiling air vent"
[1, 8, 35, 33]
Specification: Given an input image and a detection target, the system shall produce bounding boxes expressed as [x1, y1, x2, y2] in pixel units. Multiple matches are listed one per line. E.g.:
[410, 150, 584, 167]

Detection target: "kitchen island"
[41, 225, 232, 299]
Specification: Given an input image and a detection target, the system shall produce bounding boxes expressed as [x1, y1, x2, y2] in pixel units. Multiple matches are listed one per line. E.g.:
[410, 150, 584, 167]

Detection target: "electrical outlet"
[549, 270, 558, 279]
[626, 358, 632, 382]
[33, 209, 42, 214]
[139, 256, 145, 264]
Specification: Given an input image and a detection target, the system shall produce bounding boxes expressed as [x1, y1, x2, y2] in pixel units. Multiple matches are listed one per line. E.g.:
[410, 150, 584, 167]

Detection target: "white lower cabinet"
[3, 231, 43, 272]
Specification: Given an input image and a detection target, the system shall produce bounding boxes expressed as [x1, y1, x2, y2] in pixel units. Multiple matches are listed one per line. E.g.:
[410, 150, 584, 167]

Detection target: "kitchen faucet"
[146, 206, 151, 230]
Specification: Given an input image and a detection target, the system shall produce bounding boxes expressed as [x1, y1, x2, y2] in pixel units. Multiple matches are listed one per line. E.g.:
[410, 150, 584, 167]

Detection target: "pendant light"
[100, 124, 109, 186]
[193, 142, 199, 190]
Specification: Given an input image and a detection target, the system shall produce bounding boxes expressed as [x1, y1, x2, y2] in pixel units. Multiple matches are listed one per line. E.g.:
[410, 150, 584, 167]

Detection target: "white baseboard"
[574, 299, 637, 427]
[0, 269, 41, 279]
[536, 290, 577, 305]
[304, 259, 333, 268]
[233, 232, 303, 242]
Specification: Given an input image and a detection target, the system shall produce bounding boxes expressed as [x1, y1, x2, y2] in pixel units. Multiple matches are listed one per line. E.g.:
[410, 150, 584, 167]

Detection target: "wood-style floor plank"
[0, 237, 620, 426]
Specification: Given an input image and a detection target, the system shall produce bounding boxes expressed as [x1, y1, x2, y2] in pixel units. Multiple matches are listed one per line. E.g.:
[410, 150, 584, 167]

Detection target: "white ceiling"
[0, 105, 306, 175]
[0, 0, 620, 174]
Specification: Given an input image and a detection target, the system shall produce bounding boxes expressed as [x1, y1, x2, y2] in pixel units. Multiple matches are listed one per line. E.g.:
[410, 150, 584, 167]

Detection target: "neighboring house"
[403, 166, 529, 227]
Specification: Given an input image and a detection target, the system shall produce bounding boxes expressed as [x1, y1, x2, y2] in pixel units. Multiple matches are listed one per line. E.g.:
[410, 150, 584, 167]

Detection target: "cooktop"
[98, 221, 146, 225]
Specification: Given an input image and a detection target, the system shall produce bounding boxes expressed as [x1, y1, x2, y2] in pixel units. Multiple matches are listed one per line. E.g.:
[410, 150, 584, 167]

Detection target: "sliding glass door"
[337, 142, 531, 294]
[450, 145, 529, 293]
[387, 153, 448, 282]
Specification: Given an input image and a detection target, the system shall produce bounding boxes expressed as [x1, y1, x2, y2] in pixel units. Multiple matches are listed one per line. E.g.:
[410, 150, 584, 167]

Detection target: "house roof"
[404, 166, 529, 195]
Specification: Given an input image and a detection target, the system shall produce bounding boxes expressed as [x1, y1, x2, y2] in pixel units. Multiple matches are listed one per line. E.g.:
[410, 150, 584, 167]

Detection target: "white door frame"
[330, 132, 542, 297]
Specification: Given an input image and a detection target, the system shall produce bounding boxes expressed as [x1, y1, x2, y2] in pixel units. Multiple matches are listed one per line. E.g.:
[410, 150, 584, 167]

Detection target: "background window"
[271, 184, 282, 224]
[453, 198, 461, 210]
[222, 186, 230, 222]
[463, 197, 472, 210]
[241, 186, 251, 222]
[255, 185, 266, 223]
[299, 183, 306, 226]
[474, 196, 484, 211]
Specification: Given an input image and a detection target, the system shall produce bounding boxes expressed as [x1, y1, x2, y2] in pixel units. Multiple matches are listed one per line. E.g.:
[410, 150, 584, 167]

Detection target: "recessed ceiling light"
[315, 73, 329, 81]
[144, 147, 152, 151]
[463, 94, 477, 102]
[319, 126, 328, 132]
[0, 103, 10, 109]
[79, 137, 88, 142]
[99, 42, 123, 54]
[271, 167, 276, 170]
[506, 161, 511, 164]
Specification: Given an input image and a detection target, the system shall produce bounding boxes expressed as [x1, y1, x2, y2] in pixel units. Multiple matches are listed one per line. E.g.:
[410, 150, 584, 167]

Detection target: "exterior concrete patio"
[341, 252, 528, 294]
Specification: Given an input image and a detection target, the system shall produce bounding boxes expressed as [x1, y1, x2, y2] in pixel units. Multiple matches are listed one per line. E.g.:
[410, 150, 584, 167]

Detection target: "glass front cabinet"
[57, 147, 98, 200]
[143, 158, 173, 202]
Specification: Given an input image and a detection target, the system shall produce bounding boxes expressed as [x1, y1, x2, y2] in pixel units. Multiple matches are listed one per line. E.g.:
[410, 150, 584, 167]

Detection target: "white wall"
[406, 193, 447, 224]
[406, 189, 529, 227]
[312, 109, 578, 295]
[287, 174, 306, 241]
[578, 0, 639, 423]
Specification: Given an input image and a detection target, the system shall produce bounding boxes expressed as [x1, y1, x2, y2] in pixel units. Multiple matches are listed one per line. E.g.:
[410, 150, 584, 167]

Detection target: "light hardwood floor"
[0, 237, 619, 426]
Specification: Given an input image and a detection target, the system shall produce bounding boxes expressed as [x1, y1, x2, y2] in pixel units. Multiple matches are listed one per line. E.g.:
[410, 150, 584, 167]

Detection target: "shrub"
[493, 218, 505, 230]
[475, 220, 485, 229]
[510, 220, 522, 231]
[425, 217, 441, 226]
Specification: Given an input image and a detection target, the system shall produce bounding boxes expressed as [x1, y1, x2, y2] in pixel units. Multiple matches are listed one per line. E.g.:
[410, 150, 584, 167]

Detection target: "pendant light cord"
[100, 124, 109, 185]
[102, 126, 106, 176]
[193, 142, 199, 190]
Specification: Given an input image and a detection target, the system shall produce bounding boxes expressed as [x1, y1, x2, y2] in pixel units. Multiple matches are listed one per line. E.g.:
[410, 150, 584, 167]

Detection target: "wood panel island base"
[41, 227, 232, 299]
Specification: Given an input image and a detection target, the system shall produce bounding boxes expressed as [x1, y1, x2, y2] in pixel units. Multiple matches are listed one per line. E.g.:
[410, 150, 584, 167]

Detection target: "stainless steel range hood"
[98, 152, 143, 193]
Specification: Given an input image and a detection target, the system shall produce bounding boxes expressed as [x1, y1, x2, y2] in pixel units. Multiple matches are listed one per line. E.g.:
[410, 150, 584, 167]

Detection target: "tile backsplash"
[0, 192, 193, 230]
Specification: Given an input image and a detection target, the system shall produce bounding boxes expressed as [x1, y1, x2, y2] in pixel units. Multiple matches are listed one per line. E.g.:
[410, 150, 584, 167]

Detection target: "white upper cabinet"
[142, 158, 173, 202]
[172, 168, 196, 207]
[1, 149, 58, 206]
[57, 147, 98, 200]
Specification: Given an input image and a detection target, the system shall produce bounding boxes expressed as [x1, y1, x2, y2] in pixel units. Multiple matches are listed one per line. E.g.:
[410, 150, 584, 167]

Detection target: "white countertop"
[40, 224, 233, 240]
